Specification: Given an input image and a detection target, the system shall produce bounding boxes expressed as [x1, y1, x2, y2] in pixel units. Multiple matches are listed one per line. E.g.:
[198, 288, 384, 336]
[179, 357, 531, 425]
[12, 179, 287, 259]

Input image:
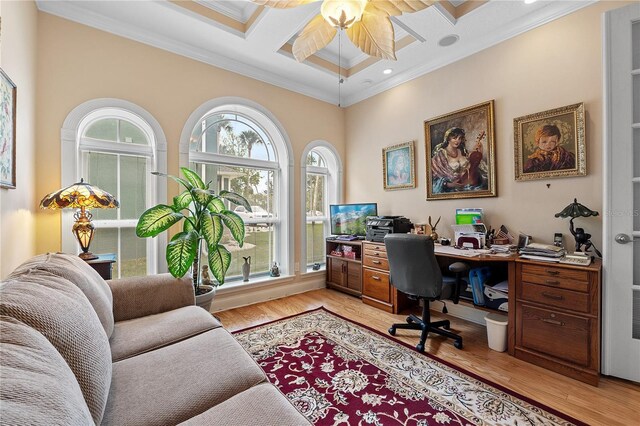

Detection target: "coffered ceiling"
[36, 0, 595, 107]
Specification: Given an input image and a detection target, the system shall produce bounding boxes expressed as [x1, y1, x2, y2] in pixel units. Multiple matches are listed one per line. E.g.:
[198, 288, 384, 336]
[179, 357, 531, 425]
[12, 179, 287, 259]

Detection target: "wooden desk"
[357, 241, 602, 385]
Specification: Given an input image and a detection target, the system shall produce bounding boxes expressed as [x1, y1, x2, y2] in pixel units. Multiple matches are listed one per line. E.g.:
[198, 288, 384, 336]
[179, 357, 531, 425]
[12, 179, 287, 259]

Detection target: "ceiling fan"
[253, 0, 433, 62]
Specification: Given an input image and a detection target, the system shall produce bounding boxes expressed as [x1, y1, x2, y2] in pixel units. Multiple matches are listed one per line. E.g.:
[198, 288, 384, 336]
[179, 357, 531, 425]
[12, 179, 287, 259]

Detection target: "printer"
[365, 216, 413, 242]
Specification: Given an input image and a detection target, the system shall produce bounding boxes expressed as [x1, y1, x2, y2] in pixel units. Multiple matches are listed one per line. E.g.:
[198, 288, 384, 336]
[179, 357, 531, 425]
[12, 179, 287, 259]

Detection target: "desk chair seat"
[384, 234, 468, 352]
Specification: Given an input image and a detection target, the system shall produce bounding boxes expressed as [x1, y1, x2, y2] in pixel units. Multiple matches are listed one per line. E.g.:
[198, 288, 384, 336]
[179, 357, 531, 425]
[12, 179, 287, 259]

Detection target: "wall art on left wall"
[0, 68, 17, 189]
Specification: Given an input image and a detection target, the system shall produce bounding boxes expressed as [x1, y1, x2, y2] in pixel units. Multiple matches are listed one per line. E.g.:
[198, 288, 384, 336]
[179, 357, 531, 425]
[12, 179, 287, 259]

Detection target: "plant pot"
[195, 284, 216, 312]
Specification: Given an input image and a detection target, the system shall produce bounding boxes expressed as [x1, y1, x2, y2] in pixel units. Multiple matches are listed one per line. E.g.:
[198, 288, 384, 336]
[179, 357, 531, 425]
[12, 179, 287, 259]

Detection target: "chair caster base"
[388, 327, 396, 336]
[416, 343, 425, 352]
[454, 340, 463, 350]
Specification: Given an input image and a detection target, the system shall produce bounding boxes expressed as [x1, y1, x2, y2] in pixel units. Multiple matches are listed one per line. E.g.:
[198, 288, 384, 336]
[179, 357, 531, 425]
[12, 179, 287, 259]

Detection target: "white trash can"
[485, 313, 508, 352]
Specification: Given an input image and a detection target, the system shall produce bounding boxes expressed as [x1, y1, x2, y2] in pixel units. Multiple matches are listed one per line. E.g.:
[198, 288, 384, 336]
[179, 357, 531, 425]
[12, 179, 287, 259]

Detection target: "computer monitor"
[330, 203, 378, 236]
[456, 208, 483, 224]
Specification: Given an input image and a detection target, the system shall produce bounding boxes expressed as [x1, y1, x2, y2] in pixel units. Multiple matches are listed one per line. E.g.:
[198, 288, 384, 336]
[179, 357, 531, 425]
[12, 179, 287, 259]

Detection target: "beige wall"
[344, 2, 625, 250]
[0, 1, 38, 278]
[34, 13, 345, 273]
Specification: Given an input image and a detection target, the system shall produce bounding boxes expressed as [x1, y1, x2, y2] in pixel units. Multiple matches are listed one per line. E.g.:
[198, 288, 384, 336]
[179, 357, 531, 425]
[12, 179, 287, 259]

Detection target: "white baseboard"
[211, 274, 326, 312]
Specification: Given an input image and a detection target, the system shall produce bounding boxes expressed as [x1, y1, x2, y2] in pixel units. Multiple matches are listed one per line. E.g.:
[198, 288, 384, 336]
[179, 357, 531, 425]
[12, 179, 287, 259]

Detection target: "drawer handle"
[372, 260, 381, 264]
[542, 318, 565, 326]
[545, 280, 560, 285]
[545, 270, 560, 276]
[372, 275, 381, 281]
[542, 292, 563, 300]
[374, 252, 380, 256]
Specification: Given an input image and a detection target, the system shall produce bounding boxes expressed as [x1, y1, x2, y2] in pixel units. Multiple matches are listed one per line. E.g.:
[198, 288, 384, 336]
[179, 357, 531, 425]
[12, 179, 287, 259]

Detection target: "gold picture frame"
[383, 140, 416, 190]
[424, 100, 497, 200]
[514, 102, 586, 181]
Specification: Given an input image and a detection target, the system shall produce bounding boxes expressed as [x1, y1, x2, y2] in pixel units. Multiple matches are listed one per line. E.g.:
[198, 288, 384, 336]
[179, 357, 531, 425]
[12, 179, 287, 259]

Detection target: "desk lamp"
[554, 198, 601, 257]
[40, 179, 119, 260]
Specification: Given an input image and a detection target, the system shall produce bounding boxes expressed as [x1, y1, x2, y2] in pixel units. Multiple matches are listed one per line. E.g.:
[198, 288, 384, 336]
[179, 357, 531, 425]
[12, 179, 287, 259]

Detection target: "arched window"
[301, 142, 342, 271]
[61, 100, 167, 278]
[182, 98, 293, 280]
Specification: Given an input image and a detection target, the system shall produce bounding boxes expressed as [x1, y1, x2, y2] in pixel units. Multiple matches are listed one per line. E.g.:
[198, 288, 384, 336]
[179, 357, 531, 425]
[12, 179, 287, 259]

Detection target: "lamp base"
[79, 252, 99, 261]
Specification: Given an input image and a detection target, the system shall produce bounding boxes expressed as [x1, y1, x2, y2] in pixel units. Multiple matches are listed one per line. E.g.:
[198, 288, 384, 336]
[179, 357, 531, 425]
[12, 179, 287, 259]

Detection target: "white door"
[603, 3, 640, 383]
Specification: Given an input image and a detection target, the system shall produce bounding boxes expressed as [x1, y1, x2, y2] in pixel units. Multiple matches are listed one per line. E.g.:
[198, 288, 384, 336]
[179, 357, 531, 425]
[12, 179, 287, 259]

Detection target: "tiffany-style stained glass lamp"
[40, 179, 119, 260]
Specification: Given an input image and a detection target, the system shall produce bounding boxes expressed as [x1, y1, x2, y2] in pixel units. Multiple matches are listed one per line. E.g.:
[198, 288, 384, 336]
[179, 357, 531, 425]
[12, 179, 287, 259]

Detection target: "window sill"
[302, 267, 325, 276]
[215, 274, 296, 295]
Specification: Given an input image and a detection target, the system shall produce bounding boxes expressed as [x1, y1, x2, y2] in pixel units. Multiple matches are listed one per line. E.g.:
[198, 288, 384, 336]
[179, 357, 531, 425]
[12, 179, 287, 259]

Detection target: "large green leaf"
[207, 244, 231, 285]
[219, 190, 251, 211]
[183, 218, 194, 233]
[173, 190, 193, 211]
[200, 212, 223, 247]
[136, 205, 183, 237]
[166, 231, 198, 278]
[192, 188, 213, 206]
[181, 167, 206, 189]
[207, 197, 225, 213]
[220, 210, 245, 247]
[152, 171, 192, 191]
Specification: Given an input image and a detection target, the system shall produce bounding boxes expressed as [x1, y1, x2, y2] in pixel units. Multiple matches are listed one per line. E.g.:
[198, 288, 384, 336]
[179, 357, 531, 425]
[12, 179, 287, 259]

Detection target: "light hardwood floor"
[217, 288, 640, 426]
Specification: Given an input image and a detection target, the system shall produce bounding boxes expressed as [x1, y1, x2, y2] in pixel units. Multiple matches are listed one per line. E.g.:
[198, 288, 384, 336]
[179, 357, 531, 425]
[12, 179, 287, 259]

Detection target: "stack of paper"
[519, 242, 566, 261]
[490, 244, 515, 254]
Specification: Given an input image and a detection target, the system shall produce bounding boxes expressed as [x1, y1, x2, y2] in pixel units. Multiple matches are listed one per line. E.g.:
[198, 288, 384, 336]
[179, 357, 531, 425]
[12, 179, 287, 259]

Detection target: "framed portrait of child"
[514, 102, 586, 181]
[382, 141, 416, 190]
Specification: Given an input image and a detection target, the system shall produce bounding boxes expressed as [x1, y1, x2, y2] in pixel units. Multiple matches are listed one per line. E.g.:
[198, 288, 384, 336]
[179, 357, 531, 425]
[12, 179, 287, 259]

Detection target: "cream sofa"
[0, 253, 309, 425]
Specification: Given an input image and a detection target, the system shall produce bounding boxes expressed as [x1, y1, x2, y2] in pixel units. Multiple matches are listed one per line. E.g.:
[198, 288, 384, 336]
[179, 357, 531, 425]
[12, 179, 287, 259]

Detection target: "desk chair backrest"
[384, 234, 443, 299]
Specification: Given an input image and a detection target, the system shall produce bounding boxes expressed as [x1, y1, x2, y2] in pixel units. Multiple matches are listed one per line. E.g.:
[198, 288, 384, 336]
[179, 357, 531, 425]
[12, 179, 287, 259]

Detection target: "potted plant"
[136, 167, 251, 310]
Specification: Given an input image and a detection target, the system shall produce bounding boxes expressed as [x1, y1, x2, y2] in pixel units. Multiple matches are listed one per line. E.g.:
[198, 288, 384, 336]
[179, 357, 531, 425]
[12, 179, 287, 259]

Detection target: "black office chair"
[384, 233, 467, 352]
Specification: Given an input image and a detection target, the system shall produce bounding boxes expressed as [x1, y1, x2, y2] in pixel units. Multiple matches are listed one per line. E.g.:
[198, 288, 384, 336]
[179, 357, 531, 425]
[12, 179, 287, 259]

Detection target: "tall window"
[185, 100, 291, 280]
[61, 101, 166, 278]
[301, 143, 342, 271]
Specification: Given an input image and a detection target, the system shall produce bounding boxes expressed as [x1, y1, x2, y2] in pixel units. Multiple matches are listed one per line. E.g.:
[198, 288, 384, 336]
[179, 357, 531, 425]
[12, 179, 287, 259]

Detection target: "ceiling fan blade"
[346, 9, 396, 60]
[367, 0, 434, 17]
[292, 14, 337, 62]
[252, 0, 320, 9]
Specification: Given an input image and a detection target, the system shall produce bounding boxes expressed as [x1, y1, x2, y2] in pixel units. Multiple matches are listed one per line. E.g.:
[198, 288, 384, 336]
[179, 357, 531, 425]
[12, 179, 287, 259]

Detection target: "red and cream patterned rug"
[234, 307, 584, 426]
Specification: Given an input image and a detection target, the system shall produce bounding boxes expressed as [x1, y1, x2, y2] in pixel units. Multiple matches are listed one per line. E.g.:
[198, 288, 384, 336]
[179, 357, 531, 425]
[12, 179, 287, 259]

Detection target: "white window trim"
[300, 141, 343, 273]
[60, 98, 168, 274]
[180, 97, 294, 276]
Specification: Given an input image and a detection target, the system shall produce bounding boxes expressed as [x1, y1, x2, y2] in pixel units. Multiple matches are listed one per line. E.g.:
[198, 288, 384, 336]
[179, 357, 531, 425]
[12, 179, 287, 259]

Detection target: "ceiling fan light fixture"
[321, 0, 367, 29]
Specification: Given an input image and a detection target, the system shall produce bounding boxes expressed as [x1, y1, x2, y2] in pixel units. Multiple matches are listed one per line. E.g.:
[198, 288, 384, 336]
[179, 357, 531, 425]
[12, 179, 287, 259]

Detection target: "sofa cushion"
[102, 328, 267, 426]
[0, 273, 112, 425]
[0, 316, 95, 425]
[9, 252, 114, 337]
[178, 382, 310, 426]
[110, 305, 222, 362]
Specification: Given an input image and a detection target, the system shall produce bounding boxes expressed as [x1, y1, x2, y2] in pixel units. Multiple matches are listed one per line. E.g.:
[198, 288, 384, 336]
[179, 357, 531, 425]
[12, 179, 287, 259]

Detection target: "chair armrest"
[107, 273, 195, 322]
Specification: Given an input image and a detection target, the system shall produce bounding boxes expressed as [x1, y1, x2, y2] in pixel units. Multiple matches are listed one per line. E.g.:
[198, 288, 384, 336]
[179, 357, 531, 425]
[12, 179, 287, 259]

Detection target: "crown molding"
[36, 0, 338, 105]
[342, 0, 597, 106]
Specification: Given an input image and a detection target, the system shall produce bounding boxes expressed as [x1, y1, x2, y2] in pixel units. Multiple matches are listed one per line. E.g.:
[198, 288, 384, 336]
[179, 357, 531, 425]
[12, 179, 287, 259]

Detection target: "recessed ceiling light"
[438, 34, 459, 47]
[524, 0, 538, 4]
[383, 68, 393, 75]
[362, 79, 373, 85]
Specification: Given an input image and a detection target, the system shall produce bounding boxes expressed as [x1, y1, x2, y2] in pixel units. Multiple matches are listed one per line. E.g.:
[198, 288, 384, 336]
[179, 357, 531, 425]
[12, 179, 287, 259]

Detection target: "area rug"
[233, 307, 585, 426]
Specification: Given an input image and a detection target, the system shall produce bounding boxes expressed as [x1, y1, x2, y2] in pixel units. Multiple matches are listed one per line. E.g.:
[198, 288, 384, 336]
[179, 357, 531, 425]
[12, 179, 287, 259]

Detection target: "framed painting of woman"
[424, 100, 497, 200]
[383, 141, 415, 190]
[513, 102, 586, 181]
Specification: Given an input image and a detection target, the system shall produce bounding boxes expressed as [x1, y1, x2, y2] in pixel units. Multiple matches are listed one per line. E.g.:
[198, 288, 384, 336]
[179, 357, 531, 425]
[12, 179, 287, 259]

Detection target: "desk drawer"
[363, 269, 390, 303]
[519, 304, 590, 366]
[364, 248, 388, 260]
[521, 264, 589, 288]
[363, 256, 389, 270]
[364, 243, 386, 252]
[519, 282, 590, 314]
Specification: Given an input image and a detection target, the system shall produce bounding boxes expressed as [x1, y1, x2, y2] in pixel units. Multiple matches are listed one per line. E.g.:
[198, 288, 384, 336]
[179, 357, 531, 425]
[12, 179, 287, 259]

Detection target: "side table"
[85, 253, 117, 280]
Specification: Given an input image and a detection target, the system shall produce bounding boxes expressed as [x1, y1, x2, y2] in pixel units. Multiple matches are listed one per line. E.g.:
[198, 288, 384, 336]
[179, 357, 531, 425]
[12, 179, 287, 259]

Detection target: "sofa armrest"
[107, 273, 195, 322]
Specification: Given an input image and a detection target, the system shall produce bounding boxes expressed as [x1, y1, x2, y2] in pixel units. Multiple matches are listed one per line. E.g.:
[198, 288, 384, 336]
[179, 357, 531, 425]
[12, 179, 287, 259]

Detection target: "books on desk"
[519, 243, 565, 261]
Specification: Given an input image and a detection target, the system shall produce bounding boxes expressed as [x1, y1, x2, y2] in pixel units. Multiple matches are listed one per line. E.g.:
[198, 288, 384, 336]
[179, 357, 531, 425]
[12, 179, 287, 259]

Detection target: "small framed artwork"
[1, 68, 17, 189]
[383, 140, 415, 190]
[514, 102, 586, 181]
[424, 100, 496, 200]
